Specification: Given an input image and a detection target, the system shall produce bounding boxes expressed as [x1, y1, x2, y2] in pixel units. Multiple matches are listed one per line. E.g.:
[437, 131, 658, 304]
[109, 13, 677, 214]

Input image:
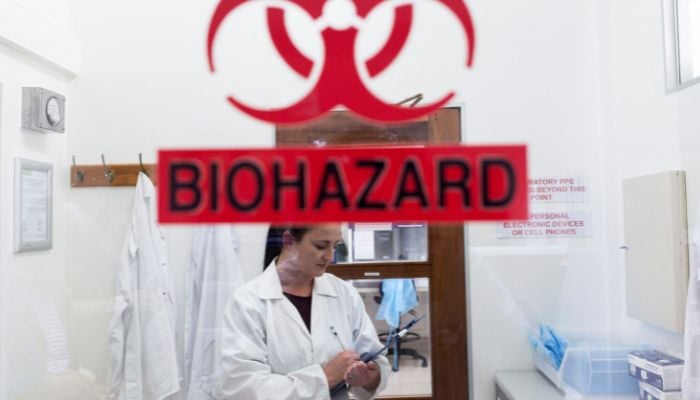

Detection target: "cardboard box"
[628, 350, 683, 391]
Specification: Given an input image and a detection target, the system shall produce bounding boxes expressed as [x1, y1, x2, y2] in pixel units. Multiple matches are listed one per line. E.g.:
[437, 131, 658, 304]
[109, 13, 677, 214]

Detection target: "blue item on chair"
[374, 279, 426, 371]
[375, 279, 419, 328]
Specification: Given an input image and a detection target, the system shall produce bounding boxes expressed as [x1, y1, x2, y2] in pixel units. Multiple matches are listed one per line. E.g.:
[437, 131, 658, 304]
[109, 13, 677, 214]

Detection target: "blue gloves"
[530, 324, 568, 369]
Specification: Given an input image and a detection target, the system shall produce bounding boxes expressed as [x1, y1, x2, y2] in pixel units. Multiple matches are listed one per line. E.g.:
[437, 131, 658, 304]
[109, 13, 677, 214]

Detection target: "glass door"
[276, 108, 469, 400]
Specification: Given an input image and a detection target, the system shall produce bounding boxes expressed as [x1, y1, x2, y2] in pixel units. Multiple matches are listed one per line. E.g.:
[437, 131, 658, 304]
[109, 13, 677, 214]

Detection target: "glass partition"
[337, 223, 428, 263]
[349, 278, 432, 397]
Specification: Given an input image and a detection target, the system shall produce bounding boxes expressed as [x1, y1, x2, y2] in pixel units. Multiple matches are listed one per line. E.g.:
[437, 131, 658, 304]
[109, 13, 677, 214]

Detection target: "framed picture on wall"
[14, 158, 53, 252]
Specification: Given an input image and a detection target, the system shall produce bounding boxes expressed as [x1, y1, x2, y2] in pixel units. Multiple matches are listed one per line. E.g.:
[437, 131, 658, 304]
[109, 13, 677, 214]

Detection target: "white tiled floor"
[380, 338, 432, 397]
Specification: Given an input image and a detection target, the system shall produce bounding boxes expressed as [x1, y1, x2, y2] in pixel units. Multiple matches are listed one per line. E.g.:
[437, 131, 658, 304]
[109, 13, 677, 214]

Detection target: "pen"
[329, 326, 347, 350]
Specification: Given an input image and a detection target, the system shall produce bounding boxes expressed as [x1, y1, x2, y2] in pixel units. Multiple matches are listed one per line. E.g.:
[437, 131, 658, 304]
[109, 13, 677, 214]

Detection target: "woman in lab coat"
[217, 224, 389, 400]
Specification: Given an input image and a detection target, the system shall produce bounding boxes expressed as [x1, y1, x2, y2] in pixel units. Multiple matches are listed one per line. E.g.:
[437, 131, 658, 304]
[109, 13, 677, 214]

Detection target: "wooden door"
[276, 107, 468, 400]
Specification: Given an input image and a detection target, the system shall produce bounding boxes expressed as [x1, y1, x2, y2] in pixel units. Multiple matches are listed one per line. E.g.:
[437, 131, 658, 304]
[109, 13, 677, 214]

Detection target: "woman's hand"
[345, 361, 380, 392]
[323, 351, 360, 387]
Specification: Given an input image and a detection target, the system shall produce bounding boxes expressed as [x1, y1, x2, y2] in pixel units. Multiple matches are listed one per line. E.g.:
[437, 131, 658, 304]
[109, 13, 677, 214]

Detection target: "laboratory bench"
[495, 371, 564, 400]
[495, 371, 639, 400]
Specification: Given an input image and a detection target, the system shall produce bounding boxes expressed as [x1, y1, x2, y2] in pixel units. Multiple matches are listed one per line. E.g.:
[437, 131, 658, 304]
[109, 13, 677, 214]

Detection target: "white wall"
[602, 0, 700, 356]
[0, 0, 79, 75]
[0, 31, 74, 400]
[0, 1, 83, 398]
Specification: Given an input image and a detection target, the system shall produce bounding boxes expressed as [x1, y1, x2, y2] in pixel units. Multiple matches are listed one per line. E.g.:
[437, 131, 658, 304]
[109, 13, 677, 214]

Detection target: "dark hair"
[263, 225, 309, 270]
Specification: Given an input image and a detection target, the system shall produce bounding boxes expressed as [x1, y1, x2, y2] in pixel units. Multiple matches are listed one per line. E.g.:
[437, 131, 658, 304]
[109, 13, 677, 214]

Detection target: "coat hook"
[72, 155, 84, 184]
[409, 94, 423, 107]
[139, 153, 149, 177]
[396, 93, 423, 107]
[101, 154, 114, 182]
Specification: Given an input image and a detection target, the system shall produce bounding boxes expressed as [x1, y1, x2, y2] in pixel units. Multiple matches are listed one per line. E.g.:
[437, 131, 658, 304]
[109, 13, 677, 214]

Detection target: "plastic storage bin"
[534, 343, 645, 396]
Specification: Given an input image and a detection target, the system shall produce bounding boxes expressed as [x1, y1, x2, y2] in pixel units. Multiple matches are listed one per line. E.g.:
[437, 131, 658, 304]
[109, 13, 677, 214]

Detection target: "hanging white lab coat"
[108, 173, 180, 400]
[184, 226, 244, 400]
[216, 262, 389, 400]
[683, 222, 700, 400]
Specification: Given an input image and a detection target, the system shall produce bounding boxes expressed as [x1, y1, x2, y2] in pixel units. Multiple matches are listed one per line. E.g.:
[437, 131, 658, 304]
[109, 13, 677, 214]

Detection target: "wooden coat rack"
[71, 154, 157, 187]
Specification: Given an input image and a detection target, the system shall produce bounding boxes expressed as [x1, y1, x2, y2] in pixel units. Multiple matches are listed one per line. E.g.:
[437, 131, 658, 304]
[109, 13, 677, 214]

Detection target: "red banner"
[158, 145, 527, 223]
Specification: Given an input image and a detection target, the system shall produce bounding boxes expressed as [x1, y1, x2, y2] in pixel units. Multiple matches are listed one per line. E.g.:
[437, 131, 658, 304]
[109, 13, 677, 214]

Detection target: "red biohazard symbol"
[207, 0, 475, 124]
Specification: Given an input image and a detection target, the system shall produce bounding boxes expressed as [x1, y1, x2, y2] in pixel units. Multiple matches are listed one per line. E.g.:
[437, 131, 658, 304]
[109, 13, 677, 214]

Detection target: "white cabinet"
[623, 171, 689, 333]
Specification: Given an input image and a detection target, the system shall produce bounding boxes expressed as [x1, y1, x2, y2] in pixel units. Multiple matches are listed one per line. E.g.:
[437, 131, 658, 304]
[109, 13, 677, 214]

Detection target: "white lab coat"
[683, 223, 700, 400]
[108, 173, 180, 400]
[216, 262, 389, 400]
[184, 226, 244, 400]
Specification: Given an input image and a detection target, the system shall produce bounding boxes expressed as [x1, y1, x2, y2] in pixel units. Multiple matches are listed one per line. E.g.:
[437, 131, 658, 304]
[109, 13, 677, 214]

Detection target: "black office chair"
[374, 280, 428, 372]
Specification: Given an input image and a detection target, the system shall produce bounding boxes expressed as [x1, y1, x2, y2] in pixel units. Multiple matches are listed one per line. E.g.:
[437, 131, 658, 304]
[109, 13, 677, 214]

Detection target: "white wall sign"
[528, 176, 589, 203]
[496, 211, 593, 238]
[14, 158, 53, 252]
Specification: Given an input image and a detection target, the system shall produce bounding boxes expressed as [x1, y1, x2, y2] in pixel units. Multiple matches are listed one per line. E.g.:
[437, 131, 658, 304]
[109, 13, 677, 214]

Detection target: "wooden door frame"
[276, 107, 469, 400]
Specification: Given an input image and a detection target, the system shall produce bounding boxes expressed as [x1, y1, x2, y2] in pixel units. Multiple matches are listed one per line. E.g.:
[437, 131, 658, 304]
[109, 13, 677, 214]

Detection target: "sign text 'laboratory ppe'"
[207, 0, 475, 124]
[158, 146, 527, 223]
